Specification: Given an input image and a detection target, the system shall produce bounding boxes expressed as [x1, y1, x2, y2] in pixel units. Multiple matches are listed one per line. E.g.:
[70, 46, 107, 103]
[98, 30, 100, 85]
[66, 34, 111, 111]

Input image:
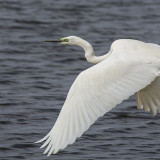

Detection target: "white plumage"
[36, 37, 160, 156]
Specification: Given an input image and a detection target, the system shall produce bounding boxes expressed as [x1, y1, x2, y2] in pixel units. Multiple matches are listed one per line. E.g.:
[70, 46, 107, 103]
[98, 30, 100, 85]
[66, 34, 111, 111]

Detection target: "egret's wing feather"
[148, 43, 160, 48]
[136, 77, 160, 116]
[37, 52, 159, 156]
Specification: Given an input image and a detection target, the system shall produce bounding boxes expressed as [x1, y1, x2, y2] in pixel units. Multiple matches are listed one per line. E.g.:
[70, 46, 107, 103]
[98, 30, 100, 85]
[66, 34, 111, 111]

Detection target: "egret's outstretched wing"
[36, 52, 159, 156]
[136, 77, 160, 116]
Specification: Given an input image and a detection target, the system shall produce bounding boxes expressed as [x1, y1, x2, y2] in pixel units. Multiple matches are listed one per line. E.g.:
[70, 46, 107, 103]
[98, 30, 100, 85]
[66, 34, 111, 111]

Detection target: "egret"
[36, 36, 160, 156]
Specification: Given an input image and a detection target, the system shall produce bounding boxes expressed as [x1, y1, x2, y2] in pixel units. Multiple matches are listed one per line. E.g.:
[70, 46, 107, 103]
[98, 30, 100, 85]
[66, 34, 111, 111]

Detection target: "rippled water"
[0, 0, 160, 159]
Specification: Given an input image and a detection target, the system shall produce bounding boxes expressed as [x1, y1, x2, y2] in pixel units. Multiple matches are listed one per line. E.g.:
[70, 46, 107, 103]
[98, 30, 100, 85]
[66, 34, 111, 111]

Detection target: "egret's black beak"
[44, 40, 62, 43]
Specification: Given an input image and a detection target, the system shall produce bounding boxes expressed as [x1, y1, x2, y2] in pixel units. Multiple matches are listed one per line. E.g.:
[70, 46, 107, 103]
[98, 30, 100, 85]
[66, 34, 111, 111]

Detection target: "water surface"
[0, 0, 160, 159]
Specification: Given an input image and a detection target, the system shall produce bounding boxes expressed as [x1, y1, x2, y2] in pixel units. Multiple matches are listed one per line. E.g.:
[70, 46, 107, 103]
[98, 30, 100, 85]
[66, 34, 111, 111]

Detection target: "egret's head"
[44, 36, 82, 46]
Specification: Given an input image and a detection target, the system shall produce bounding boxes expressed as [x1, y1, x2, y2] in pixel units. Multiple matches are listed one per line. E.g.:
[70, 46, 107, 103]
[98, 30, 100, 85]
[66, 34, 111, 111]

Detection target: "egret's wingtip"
[40, 145, 44, 149]
[47, 154, 50, 157]
[151, 113, 157, 117]
[53, 149, 59, 154]
[47, 151, 52, 156]
[34, 141, 39, 144]
[45, 149, 59, 156]
[35, 139, 43, 143]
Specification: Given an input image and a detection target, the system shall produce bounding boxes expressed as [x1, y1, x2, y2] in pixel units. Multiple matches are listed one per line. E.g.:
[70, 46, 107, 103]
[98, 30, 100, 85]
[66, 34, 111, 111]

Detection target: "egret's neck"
[75, 38, 110, 64]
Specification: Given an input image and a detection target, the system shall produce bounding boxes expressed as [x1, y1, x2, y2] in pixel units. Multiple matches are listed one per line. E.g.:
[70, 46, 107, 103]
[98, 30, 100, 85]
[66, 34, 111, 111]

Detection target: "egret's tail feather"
[136, 76, 160, 116]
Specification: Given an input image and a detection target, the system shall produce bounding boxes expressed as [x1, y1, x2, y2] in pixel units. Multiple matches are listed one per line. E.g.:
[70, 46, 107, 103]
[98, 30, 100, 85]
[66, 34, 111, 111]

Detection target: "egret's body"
[36, 36, 160, 156]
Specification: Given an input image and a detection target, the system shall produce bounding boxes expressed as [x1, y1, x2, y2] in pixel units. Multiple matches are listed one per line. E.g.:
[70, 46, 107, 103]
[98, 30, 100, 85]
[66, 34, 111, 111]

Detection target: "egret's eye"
[64, 39, 69, 42]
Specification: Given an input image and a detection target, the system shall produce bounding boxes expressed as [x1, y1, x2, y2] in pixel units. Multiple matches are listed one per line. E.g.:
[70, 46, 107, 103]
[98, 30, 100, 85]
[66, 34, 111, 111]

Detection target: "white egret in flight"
[36, 36, 160, 156]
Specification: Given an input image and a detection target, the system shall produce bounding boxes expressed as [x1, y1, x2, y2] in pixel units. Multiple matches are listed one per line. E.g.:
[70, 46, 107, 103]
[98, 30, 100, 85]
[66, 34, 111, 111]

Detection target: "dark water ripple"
[0, 0, 160, 159]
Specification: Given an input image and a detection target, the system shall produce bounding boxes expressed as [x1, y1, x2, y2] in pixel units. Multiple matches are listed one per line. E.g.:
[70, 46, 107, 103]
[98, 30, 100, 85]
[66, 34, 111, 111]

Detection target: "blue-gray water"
[0, 0, 160, 159]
